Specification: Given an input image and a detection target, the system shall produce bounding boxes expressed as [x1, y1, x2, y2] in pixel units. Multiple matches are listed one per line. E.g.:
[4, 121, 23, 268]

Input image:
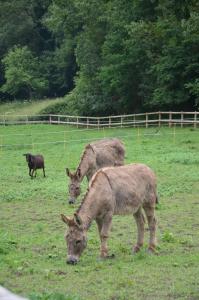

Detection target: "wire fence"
[0, 124, 196, 148]
[0, 124, 198, 159]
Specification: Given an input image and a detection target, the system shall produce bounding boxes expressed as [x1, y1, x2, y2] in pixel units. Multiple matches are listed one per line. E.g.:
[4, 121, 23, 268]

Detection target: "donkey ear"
[66, 168, 71, 177]
[76, 168, 81, 179]
[61, 214, 74, 226]
[74, 213, 83, 227]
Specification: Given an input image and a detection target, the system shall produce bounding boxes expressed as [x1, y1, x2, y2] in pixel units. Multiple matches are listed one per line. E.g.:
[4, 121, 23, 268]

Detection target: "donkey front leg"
[133, 208, 145, 253]
[97, 213, 112, 258]
[43, 167, 46, 177]
[31, 168, 36, 178]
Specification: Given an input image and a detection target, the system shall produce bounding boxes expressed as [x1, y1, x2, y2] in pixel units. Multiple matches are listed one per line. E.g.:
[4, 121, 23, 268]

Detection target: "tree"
[1, 46, 48, 98]
[1, 0, 199, 113]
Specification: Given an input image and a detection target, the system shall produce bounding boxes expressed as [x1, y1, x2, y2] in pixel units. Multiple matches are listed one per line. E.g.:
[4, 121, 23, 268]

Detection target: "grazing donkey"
[23, 153, 45, 178]
[61, 163, 158, 264]
[66, 138, 125, 204]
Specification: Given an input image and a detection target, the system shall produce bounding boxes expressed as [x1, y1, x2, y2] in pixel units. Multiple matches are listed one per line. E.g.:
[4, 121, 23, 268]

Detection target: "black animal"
[23, 153, 46, 178]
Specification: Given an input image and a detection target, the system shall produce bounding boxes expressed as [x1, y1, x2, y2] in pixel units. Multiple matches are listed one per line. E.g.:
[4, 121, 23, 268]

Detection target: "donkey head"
[23, 153, 33, 163]
[61, 213, 87, 264]
[66, 168, 82, 204]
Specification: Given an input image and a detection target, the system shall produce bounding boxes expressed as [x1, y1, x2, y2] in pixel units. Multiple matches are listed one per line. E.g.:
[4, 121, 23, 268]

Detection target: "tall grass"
[0, 98, 66, 117]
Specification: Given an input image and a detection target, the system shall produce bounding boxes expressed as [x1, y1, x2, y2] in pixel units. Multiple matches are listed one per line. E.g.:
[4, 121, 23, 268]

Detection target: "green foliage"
[42, 38, 76, 97]
[1, 46, 48, 98]
[162, 231, 175, 243]
[68, 74, 111, 116]
[0, 0, 38, 54]
[53, 0, 199, 114]
[1, 0, 199, 113]
[40, 95, 78, 115]
[0, 0, 75, 100]
[186, 79, 199, 102]
[29, 292, 81, 300]
[0, 233, 17, 255]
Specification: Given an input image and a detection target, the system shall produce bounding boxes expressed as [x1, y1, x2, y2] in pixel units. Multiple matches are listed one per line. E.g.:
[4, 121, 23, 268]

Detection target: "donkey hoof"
[99, 254, 108, 260]
[99, 253, 115, 260]
[133, 245, 141, 254]
[107, 254, 115, 259]
[147, 247, 158, 255]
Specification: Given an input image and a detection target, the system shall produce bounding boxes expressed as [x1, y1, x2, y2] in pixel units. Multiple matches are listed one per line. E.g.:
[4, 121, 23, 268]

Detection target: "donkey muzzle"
[67, 257, 78, 265]
[68, 198, 76, 205]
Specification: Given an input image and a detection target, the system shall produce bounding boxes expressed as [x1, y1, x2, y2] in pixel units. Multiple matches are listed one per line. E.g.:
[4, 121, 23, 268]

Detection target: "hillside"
[0, 98, 67, 118]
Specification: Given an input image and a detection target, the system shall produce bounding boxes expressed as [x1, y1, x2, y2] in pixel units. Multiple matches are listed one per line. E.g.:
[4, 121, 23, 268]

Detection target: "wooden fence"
[0, 111, 199, 128]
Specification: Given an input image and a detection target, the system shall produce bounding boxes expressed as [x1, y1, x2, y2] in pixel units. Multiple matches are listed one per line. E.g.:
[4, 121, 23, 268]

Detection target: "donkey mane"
[76, 144, 95, 173]
[75, 170, 102, 214]
[75, 190, 89, 214]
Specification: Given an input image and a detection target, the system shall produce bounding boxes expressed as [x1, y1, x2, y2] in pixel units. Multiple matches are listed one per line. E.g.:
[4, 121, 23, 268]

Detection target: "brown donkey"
[66, 138, 125, 204]
[61, 163, 158, 264]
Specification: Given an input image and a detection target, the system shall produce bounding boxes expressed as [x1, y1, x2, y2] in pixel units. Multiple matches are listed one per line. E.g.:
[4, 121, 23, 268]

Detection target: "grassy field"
[0, 98, 66, 118]
[0, 124, 199, 300]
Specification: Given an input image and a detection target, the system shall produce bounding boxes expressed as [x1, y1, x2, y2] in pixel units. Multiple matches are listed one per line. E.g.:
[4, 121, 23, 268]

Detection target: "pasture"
[0, 124, 199, 300]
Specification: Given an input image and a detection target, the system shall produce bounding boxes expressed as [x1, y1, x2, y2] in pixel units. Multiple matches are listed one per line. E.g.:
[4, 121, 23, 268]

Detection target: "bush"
[40, 94, 78, 115]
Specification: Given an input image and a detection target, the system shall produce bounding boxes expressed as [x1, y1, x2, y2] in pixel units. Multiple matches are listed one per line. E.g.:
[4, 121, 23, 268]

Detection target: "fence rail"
[1, 111, 199, 128]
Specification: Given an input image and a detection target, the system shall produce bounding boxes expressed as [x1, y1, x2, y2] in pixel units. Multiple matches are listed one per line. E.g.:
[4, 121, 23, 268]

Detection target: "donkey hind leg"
[133, 208, 145, 253]
[43, 167, 46, 177]
[29, 168, 32, 177]
[96, 213, 113, 258]
[143, 205, 157, 253]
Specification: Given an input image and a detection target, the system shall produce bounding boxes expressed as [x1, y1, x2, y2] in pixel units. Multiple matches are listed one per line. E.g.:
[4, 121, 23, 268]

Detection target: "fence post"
[97, 118, 100, 130]
[58, 116, 60, 124]
[77, 117, 79, 128]
[109, 117, 111, 128]
[121, 116, 123, 128]
[133, 115, 136, 128]
[0, 135, 3, 156]
[137, 126, 140, 144]
[26, 115, 28, 125]
[173, 123, 176, 144]
[194, 112, 197, 129]
[181, 112, 183, 128]
[31, 132, 34, 152]
[87, 117, 89, 129]
[169, 112, 172, 128]
[4, 114, 6, 126]
[49, 115, 52, 124]
[64, 131, 66, 150]
[146, 113, 148, 128]
[158, 112, 161, 127]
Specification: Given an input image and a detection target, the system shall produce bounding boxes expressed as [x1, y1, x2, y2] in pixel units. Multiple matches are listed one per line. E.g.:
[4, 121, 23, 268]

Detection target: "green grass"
[0, 98, 66, 118]
[0, 124, 199, 300]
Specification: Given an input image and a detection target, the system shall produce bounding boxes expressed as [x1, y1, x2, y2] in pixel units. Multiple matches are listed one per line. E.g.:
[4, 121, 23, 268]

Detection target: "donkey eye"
[76, 240, 81, 245]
